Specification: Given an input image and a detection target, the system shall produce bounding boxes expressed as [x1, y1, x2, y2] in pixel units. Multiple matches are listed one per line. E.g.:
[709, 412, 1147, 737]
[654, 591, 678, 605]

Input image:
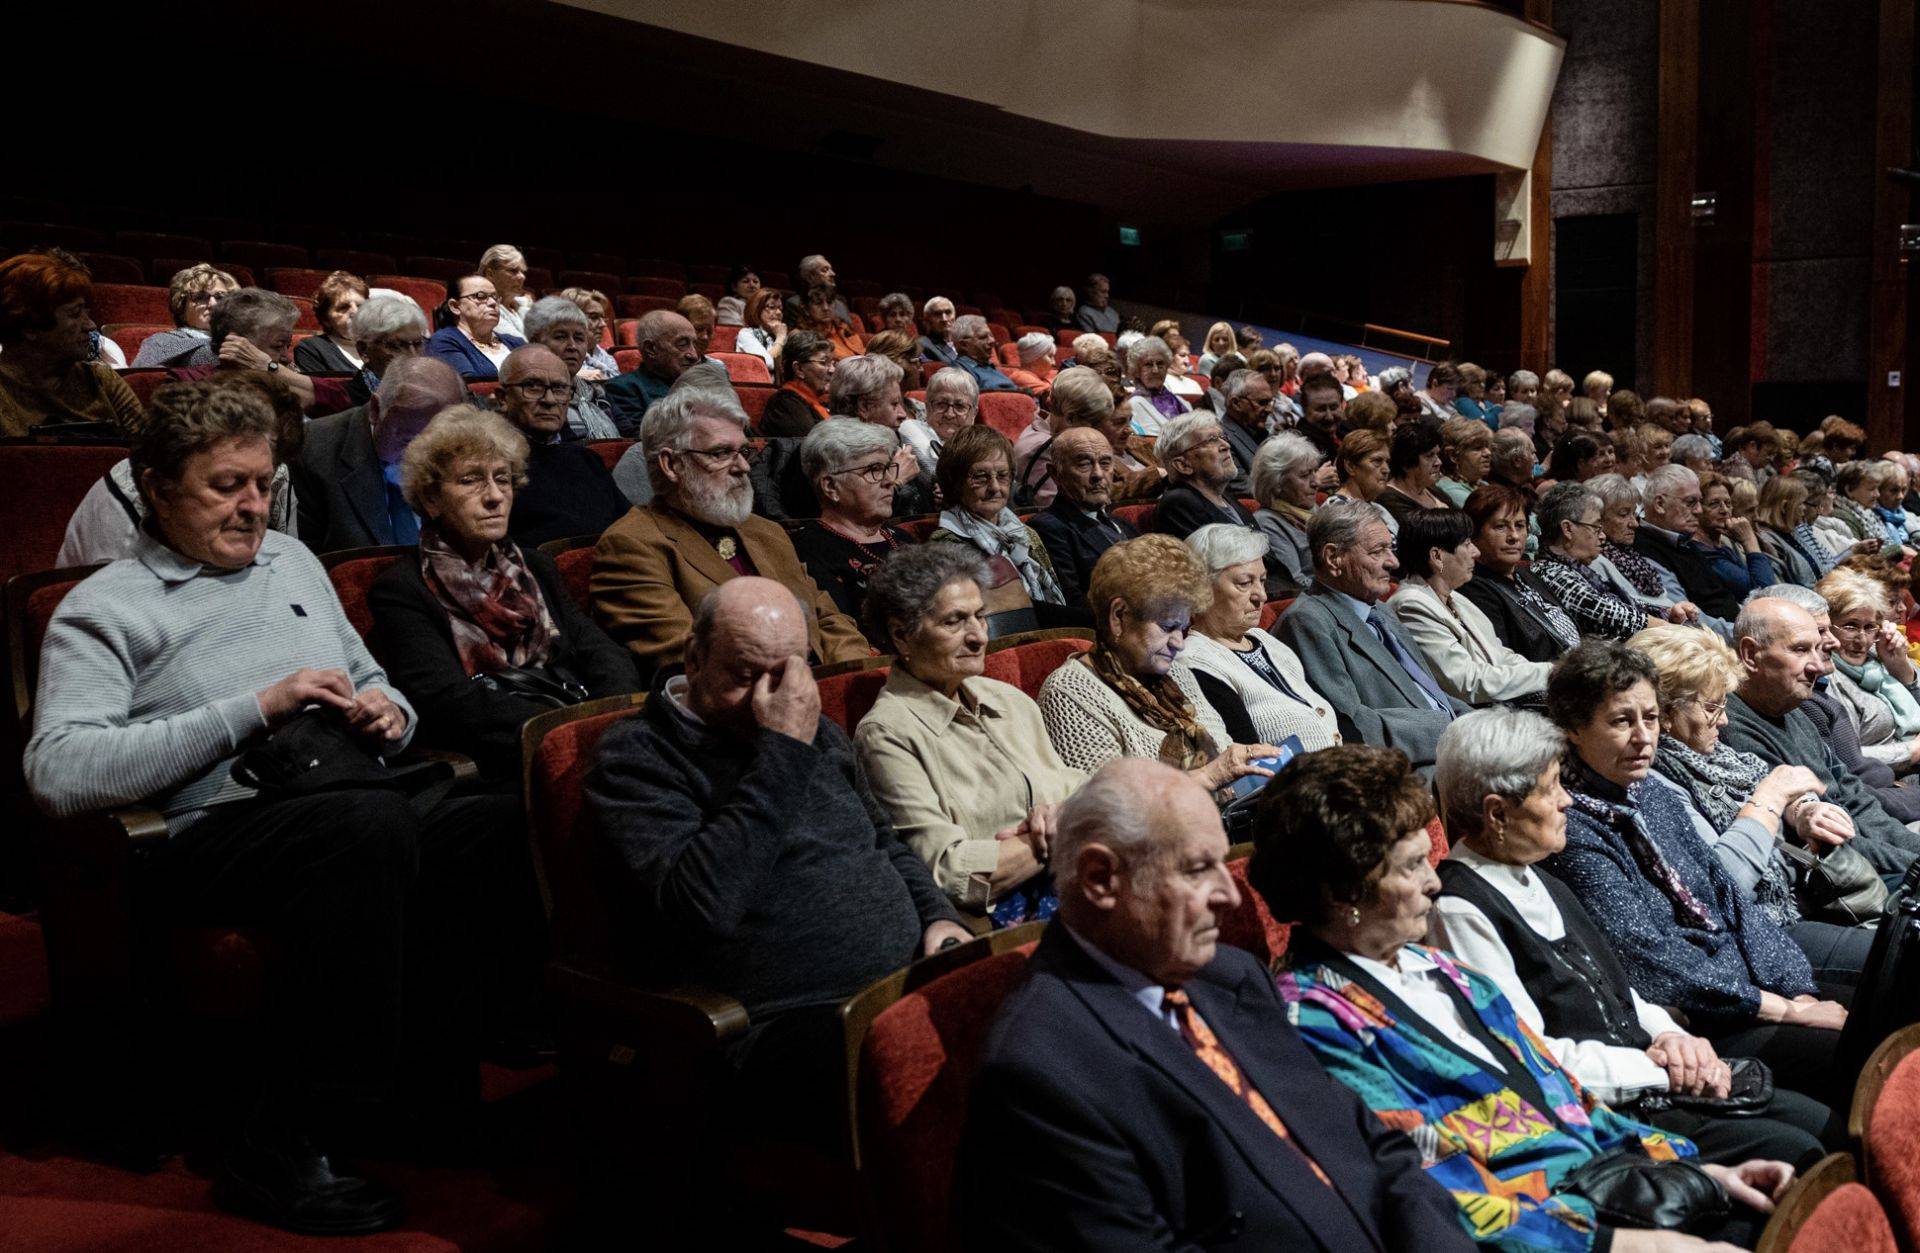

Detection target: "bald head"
[1051, 425, 1120, 508]
[684, 578, 810, 731]
[637, 310, 700, 382]
[500, 342, 565, 383]
[1734, 597, 1826, 715]
[497, 344, 571, 437]
[1298, 351, 1337, 380]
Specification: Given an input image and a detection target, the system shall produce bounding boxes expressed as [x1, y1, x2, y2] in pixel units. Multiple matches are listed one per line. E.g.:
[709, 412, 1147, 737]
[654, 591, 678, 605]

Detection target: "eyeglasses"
[965, 469, 1013, 489]
[1570, 519, 1606, 534]
[929, 399, 974, 416]
[187, 290, 227, 306]
[1832, 620, 1880, 638]
[1685, 697, 1727, 718]
[375, 336, 427, 352]
[833, 460, 900, 485]
[451, 470, 515, 492]
[505, 380, 573, 399]
[459, 291, 499, 305]
[679, 444, 749, 468]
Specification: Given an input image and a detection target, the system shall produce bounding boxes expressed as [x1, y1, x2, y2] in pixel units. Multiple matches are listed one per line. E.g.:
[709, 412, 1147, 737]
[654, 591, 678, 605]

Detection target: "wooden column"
[1519, 0, 1555, 370]
[1688, 0, 1759, 417]
[1867, 0, 1914, 452]
[1652, 0, 1699, 398]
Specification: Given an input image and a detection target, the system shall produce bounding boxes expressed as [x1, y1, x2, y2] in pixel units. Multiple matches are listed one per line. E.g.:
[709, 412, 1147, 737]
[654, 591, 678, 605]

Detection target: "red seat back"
[265, 267, 331, 298]
[1258, 598, 1293, 631]
[613, 349, 640, 373]
[977, 391, 1036, 440]
[525, 702, 643, 955]
[713, 352, 772, 386]
[859, 942, 1041, 1253]
[314, 249, 396, 275]
[366, 274, 447, 317]
[104, 327, 174, 364]
[708, 324, 742, 353]
[402, 256, 471, 285]
[1112, 503, 1156, 532]
[628, 258, 686, 281]
[0, 445, 130, 582]
[818, 664, 892, 734]
[735, 385, 773, 426]
[554, 546, 595, 615]
[617, 294, 677, 317]
[223, 240, 309, 271]
[468, 380, 500, 400]
[1787, 1183, 1897, 1253]
[75, 253, 147, 285]
[89, 283, 172, 325]
[980, 636, 1090, 700]
[322, 550, 405, 650]
[561, 270, 625, 295]
[585, 439, 633, 473]
[626, 276, 685, 299]
[1868, 1050, 1920, 1245]
[115, 230, 211, 260]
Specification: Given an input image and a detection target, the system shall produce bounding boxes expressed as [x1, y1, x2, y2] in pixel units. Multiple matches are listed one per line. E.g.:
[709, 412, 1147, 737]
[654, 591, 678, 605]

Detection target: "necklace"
[820, 519, 899, 564]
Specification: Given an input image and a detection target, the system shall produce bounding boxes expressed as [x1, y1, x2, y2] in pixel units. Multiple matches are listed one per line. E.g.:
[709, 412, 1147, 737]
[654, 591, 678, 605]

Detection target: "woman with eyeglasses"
[1816, 567, 1920, 774]
[759, 327, 835, 438]
[426, 274, 525, 381]
[900, 365, 979, 479]
[558, 287, 622, 380]
[790, 419, 914, 627]
[930, 425, 1065, 623]
[368, 405, 638, 782]
[1531, 482, 1680, 640]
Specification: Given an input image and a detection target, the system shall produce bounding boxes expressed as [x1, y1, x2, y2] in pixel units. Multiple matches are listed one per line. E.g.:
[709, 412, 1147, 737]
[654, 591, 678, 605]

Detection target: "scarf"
[1833, 654, 1920, 735]
[1270, 498, 1314, 530]
[780, 379, 831, 423]
[1833, 495, 1878, 541]
[1080, 647, 1217, 770]
[1793, 522, 1839, 575]
[1601, 539, 1664, 598]
[419, 524, 558, 675]
[938, 506, 1065, 605]
[1651, 737, 1800, 928]
[1562, 755, 1719, 932]
[1874, 503, 1910, 547]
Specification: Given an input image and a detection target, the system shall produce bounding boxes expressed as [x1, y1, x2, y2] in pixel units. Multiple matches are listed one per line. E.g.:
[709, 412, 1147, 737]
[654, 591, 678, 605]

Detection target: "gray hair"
[1738, 585, 1829, 645]
[1671, 433, 1716, 464]
[209, 287, 298, 349]
[1252, 432, 1321, 507]
[1115, 330, 1145, 361]
[800, 416, 897, 482]
[925, 365, 979, 404]
[639, 387, 749, 493]
[827, 353, 904, 415]
[1492, 427, 1536, 464]
[1220, 368, 1261, 404]
[1537, 482, 1601, 546]
[878, 292, 914, 317]
[1128, 336, 1174, 374]
[1508, 369, 1540, 392]
[797, 254, 831, 282]
[1015, 331, 1054, 362]
[522, 294, 589, 342]
[863, 542, 990, 653]
[350, 293, 428, 343]
[634, 308, 683, 348]
[1306, 500, 1382, 571]
[1186, 523, 1270, 573]
[1585, 472, 1641, 511]
[1377, 366, 1413, 391]
[1435, 709, 1565, 842]
[1157, 412, 1222, 469]
[374, 354, 463, 414]
[1643, 463, 1699, 502]
[1049, 366, 1113, 427]
[1052, 759, 1164, 896]
[921, 294, 955, 317]
[670, 359, 736, 400]
[1498, 402, 1538, 435]
[950, 313, 988, 342]
[1050, 285, 1075, 304]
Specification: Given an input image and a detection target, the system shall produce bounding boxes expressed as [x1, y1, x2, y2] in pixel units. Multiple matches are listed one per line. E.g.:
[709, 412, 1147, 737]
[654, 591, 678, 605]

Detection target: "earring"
[1348, 906, 1360, 926]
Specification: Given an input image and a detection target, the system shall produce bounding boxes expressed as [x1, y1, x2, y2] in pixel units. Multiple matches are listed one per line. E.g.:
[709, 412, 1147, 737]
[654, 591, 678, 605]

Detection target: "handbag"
[1777, 837, 1888, 925]
[1621, 1056, 1773, 1118]
[1550, 1147, 1730, 1235]
[471, 662, 590, 710]
[231, 708, 453, 811]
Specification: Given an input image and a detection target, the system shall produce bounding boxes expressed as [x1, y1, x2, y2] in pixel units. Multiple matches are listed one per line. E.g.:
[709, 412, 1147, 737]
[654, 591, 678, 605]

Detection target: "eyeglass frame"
[829, 459, 901, 485]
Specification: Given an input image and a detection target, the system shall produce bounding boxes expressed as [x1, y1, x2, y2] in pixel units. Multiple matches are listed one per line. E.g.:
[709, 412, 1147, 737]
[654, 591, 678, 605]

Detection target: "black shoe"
[213, 1129, 406, 1237]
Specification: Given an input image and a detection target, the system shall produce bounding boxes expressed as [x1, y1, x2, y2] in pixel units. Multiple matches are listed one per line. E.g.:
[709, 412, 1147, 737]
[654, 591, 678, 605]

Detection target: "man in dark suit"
[1031, 427, 1139, 608]
[1149, 412, 1261, 538]
[1277, 501, 1468, 770]
[957, 759, 1473, 1252]
[295, 356, 464, 554]
[1636, 463, 1774, 620]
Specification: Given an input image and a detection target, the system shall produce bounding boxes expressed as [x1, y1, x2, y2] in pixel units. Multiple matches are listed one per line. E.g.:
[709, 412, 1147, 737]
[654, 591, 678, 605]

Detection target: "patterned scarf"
[1081, 647, 1217, 770]
[938, 506, 1065, 605]
[1651, 737, 1800, 927]
[1602, 540, 1664, 598]
[419, 524, 558, 675]
[1833, 654, 1920, 735]
[1874, 503, 1910, 547]
[1793, 523, 1839, 575]
[1562, 755, 1719, 932]
[1833, 495, 1878, 541]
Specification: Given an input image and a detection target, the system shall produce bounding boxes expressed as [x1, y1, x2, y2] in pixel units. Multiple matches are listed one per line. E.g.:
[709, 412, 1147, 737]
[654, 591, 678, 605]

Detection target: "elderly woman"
[0, 251, 145, 436]
[1632, 623, 1877, 988]
[166, 287, 352, 415]
[1430, 709, 1833, 1163]
[789, 419, 913, 627]
[1037, 535, 1279, 791]
[1326, 427, 1397, 537]
[1124, 335, 1190, 437]
[1870, 459, 1920, 546]
[1250, 431, 1322, 590]
[1753, 472, 1834, 586]
[1042, 285, 1078, 336]
[1832, 461, 1892, 550]
[130, 262, 239, 368]
[875, 291, 917, 337]
[757, 327, 834, 438]
[1454, 485, 1583, 663]
[900, 365, 978, 479]
[25, 379, 534, 1236]
[799, 284, 864, 360]
[291, 270, 369, 377]
[1544, 430, 1616, 484]
[713, 264, 760, 327]
[735, 287, 788, 378]
[1261, 745, 1795, 1253]
[1016, 365, 1159, 507]
[478, 244, 531, 338]
[521, 296, 622, 440]
[930, 425, 1065, 622]
[1817, 567, 1920, 773]
[1195, 321, 1238, 375]
[1389, 508, 1552, 705]
[1587, 473, 1705, 624]
[1005, 332, 1057, 396]
[824, 353, 932, 512]
[1545, 641, 1849, 1100]
[1436, 417, 1494, 507]
[1691, 471, 1782, 598]
[1531, 483, 1680, 639]
[1377, 421, 1447, 528]
[1173, 524, 1339, 749]
[427, 274, 524, 381]
[558, 287, 622, 378]
[854, 545, 1085, 925]
[368, 405, 637, 779]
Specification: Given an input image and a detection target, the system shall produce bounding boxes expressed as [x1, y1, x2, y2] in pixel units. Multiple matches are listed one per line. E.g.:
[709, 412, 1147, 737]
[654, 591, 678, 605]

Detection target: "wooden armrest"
[547, 955, 750, 1047]
[106, 806, 170, 845]
[400, 747, 480, 785]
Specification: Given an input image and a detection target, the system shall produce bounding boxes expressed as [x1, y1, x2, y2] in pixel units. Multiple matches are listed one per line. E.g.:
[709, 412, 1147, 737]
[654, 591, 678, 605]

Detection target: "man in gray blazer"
[1277, 502, 1468, 770]
[294, 357, 463, 554]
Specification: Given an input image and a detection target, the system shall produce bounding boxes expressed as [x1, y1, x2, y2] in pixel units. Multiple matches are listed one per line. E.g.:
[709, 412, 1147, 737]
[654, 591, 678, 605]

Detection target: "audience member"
[1150, 413, 1263, 547]
[478, 245, 532, 338]
[1030, 424, 1139, 608]
[1068, 331, 1126, 399]
[1630, 463, 1774, 618]
[168, 287, 353, 415]
[587, 577, 967, 1140]
[1816, 568, 1920, 774]
[368, 406, 637, 778]
[293, 271, 369, 376]
[1073, 272, 1119, 333]
[490, 345, 630, 546]
[917, 295, 959, 365]
[1249, 431, 1322, 590]
[26, 379, 536, 1236]
[957, 757, 1475, 1252]
[1277, 502, 1467, 769]
[130, 262, 239, 367]
[899, 365, 977, 477]
[797, 284, 864, 360]
[1454, 484, 1582, 663]
[603, 310, 701, 434]
[779, 254, 849, 327]
[1413, 363, 1458, 423]
[856, 544, 1084, 924]
[522, 296, 620, 440]
[342, 294, 430, 405]
[1376, 422, 1447, 528]
[930, 425, 1065, 619]
[295, 356, 464, 552]
[1005, 331, 1056, 395]
[1325, 427, 1397, 537]
[1195, 321, 1238, 374]
[1123, 336, 1190, 436]
[1692, 471, 1783, 602]
[0, 251, 144, 435]
[1531, 483, 1671, 639]
[757, 327, 835, 438]
[426, 274, 524, 382]
[712, 264, 760, 327]
[1545, 429, 1616, 483]
[1041, 285, 1076, 335]
[558, 287, 622, 378]
[1831, 462, 1893, 553]
[676, 293, 719, 360]
[1488, 426, 1539, 501]
[1435, 417, 1492, 506]
[1450, 362, 1493, 426]
[1217, 366, 1272, 496]
[788, 418, 912, 626]
[734, 288, 787, 377]
[590, 388, 866, 676]
[1388, 508, 1551, 705]
[947, 314, 1018, 393]
[875, 291, 917, 337]
[1752, 472, 1832, 586]
[1588, 473, 1709, 628]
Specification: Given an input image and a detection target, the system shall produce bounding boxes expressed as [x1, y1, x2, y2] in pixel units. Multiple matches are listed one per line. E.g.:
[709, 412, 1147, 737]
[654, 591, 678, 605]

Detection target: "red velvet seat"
[1, 221, 106, 252]
[613, 349, 640, 373]
[403, 256, 471, 285]
[735, 385, 773, 427]
[313, 248, 396, 275]
[1258, 598, 1294, 631]
[626, 276, 685, 299]
[897, 516, 943, 543]
[585, 439, 633, 472]
[0, 446, 129, 583]
[88, 283, 171, 325]
[287, 295, 319, 330]
[626, 258, 686, 281]
[113, 230, 210, 260]
[1052, 330, 1081, 354]
[367, 274, 447, 316]
[1222, 858, 1292, 964]
[685, 264, 729, 286]
[151, 258, 253, 288]
[980, 633, 1090, 700]
[75, 253, 148, 285]
[615, 318, 640, 346]
[1866, 1049, 1920, 1244]
[469, 380, 500, 400]
[570, 252, 625, 276]
[977, 392, 1036, 440]
[103, 327, 173, 366]
[1112, 502, 1156, 532]
[221, 240, 309, 271]
[264, 266, 331, 297]
[994, 342, 1021, 370]
[617, 294, 677, 317]
[553, 546, 595, 615]
[1787, 1183, 1898, 1253]
[817, 665, 892, 735]
[713, 352, 773, 386]
[561, 270, 625, 296]
[320, 546, 408, 652]
[709, 325, 741, 353]
[687, 282, 724, 300]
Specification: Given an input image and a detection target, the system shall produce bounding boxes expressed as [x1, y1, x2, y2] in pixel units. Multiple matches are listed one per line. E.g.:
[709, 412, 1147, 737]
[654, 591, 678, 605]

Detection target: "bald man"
[494, 344, 629, 547]
[603, 310, 702, 434]
[588, 576, 969, 1138]
[296, 355, 465, 552]
[1031, 425, 1139, 607]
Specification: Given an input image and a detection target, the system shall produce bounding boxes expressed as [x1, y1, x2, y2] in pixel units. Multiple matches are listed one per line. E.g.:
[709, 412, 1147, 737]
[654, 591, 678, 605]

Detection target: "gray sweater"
[25, 531, 414, 829]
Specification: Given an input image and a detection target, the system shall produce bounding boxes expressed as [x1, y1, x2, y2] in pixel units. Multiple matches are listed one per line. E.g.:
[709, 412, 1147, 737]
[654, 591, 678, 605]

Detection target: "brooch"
[716, 536, 738, 561]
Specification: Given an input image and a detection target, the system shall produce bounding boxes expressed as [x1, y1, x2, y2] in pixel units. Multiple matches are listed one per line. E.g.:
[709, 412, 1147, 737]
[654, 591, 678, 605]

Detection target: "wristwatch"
[265, 360, 280, 372]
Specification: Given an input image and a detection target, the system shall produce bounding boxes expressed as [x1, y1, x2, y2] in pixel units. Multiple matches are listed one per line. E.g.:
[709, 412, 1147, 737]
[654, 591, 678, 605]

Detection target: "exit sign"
[1221, 231, 1252, 252]
[1118, 226, 1141, 246]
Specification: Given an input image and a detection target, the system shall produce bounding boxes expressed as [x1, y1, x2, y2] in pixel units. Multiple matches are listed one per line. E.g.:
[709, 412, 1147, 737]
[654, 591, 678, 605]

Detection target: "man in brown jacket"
[591, 386, 868, 677]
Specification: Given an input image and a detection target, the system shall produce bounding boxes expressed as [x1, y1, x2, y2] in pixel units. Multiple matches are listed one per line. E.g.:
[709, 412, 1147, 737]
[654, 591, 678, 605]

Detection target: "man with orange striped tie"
[956, 758, 1476, 1251]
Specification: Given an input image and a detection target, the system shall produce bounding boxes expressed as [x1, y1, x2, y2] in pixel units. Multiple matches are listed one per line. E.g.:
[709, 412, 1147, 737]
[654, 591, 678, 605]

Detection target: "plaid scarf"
[1081, 646, 1217, 770]
[419, 524, 558, 675]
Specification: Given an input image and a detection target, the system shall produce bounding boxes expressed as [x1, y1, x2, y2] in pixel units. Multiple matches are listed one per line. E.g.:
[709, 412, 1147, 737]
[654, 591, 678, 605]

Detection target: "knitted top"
[1035, 654, 1227, 775]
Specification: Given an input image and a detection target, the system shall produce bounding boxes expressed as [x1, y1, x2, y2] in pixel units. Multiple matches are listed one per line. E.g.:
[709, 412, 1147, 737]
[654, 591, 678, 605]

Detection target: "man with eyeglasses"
[604, 310, 704, 434]
[1637, 464, 1772, 620]
[343, 294, 430, 406]
[490, 345, 629, 547]
[297, 356, 465, 553]
[949, 314, 1021, 394]
[592, 389, 868, 677]
[1150, 412, 1263, 541]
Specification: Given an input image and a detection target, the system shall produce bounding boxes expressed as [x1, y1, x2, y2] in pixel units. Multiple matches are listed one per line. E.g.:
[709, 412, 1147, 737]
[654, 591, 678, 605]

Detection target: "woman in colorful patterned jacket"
[1252, 743, 1797, 1253]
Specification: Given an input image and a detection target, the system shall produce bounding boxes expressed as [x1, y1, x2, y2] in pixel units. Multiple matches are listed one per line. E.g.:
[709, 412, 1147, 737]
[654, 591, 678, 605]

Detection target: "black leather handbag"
[471, 662, 590, 709]
[1621, 1056, 1773, 1118]
[231, 708, 453, 809]
[1550, 1147, 1730, 1234]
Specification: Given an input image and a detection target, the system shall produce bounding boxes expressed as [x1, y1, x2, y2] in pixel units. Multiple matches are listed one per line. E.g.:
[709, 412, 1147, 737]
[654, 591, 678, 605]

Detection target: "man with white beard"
[590, 387, 869, 678]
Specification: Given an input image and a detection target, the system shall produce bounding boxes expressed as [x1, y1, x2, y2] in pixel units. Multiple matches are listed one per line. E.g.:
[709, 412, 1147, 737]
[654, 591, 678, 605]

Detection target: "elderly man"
[1031, 425, 1141, 608]
[950, 314, 1020, 393]
[1722, 593, 1920, 874]
[602, 309, 701, 434]
[344, 294, 429, 406]
[589, 576, 968, 1141]
[523, 295, 620, 440]
[1150, 412, 1261, 539]
[916, 295, 959, 366]
[1073, 272, 1120, 334]
[169, 287, 354, 415]
[1489, 428, 1538, 499]
[591, 388, 867, 676]
[957, 758, 1473, 1251]
[781, 254, 850, 328]
[1637, 463, 1774, 619]
[1218, 367, 1272, 496]
[492, 345, 630, 546]
[296, 356, 465, 553]
[1278, 502, 1467, 769]
[1296, 372, 1345, 462]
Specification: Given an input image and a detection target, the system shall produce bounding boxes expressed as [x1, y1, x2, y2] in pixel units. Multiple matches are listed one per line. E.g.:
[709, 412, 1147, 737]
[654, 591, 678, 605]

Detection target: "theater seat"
[287, 295, 319, 331]
[617, 295, 677, 318]
[76, 253, 148, 285]
[314, 249, 396, 275]
[366, 274, 447, 317]
[613, 349, 640, 373]
[980, 630, 1092, 700]
[896, 515, 943, 543]
[817, 664, 893, 735]
[561, 270, 625, 296]
[685, 264, 729, 286]
[735, 386, 773, 427]
[320, 546, 410, 653]
[1752, 1153, 1893, 1253]
[626, 277, 685, 299]
[713, 352, 773, 386]
[221, 240, 309, 272]
[114, 231, 211, 261]
[264, 267, 331, 298]
[0, 446, 128, 583]
[88, 284, 171, 325]
[1222, 857, 1292, 964]
[103, 327, 174, 366]
[1258, 598, 1293, 631]
[709, 325, 741, 353]
[976, 392, 1036, 440]
[1112, 502, 1156, 532]
[551, 544, 597, 615]
[626, 258, 686, 281]
[403, 256, 471, 285]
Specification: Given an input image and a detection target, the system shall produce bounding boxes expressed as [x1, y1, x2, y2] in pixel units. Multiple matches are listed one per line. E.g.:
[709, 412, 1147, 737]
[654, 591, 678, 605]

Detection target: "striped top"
[25, 530, 413, 830]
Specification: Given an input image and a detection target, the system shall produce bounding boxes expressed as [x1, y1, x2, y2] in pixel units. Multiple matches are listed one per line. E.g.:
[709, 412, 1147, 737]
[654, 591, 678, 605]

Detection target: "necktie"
[1164, 988, 1332, 1187]
[1366, 607, 1452, 716]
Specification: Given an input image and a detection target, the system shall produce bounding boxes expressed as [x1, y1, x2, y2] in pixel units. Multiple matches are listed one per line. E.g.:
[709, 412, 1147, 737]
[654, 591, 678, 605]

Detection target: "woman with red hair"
[0, 251, 144, 436]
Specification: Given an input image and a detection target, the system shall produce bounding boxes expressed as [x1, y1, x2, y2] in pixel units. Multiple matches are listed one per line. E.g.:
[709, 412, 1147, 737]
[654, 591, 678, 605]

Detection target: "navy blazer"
[294, 405, 394, 553]
[425, 326, 524, 381]
[1031, 499, 1138, 609]
[957, 926, 1472, 1252]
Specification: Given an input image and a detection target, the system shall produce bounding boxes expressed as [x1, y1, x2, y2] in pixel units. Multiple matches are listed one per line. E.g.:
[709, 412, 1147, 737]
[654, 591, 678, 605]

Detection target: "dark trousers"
[1788, 919, 1874, 1002]
[137, 788, 542, 1134]
[1708, 1020, 1845, 1108]
[1639, 1087, 1835, 1166]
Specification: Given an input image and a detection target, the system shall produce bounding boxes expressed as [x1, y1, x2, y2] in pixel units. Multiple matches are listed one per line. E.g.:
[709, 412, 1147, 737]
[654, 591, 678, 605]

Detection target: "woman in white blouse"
[1387, 507, 1551, 706]
[1173, 524, 1339, 750]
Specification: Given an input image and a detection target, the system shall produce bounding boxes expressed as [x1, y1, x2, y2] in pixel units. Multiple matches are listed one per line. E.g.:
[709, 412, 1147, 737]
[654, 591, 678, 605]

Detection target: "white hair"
[925, 365, 979, 403]
[1306, 501, 1381, 571]
[826, 353, 903, 414]
[1015, 331, 1054, 363]
[639, 387, 749, 493]
[1053, 759, 1165, 895]
[351, 293, 428, 343]
[522, 294, 588, 342]
[1585, 472, 1641, 511]
[800, 416, 898, 481]
[1186, 523, 1270, 573]
[1157, 411, 1223, 468]
[1643, 463, 1699, 501]
[1252, 432, 1321, 506]
[1434, 709, 1564, 842]
[950, 313, 988, 341]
